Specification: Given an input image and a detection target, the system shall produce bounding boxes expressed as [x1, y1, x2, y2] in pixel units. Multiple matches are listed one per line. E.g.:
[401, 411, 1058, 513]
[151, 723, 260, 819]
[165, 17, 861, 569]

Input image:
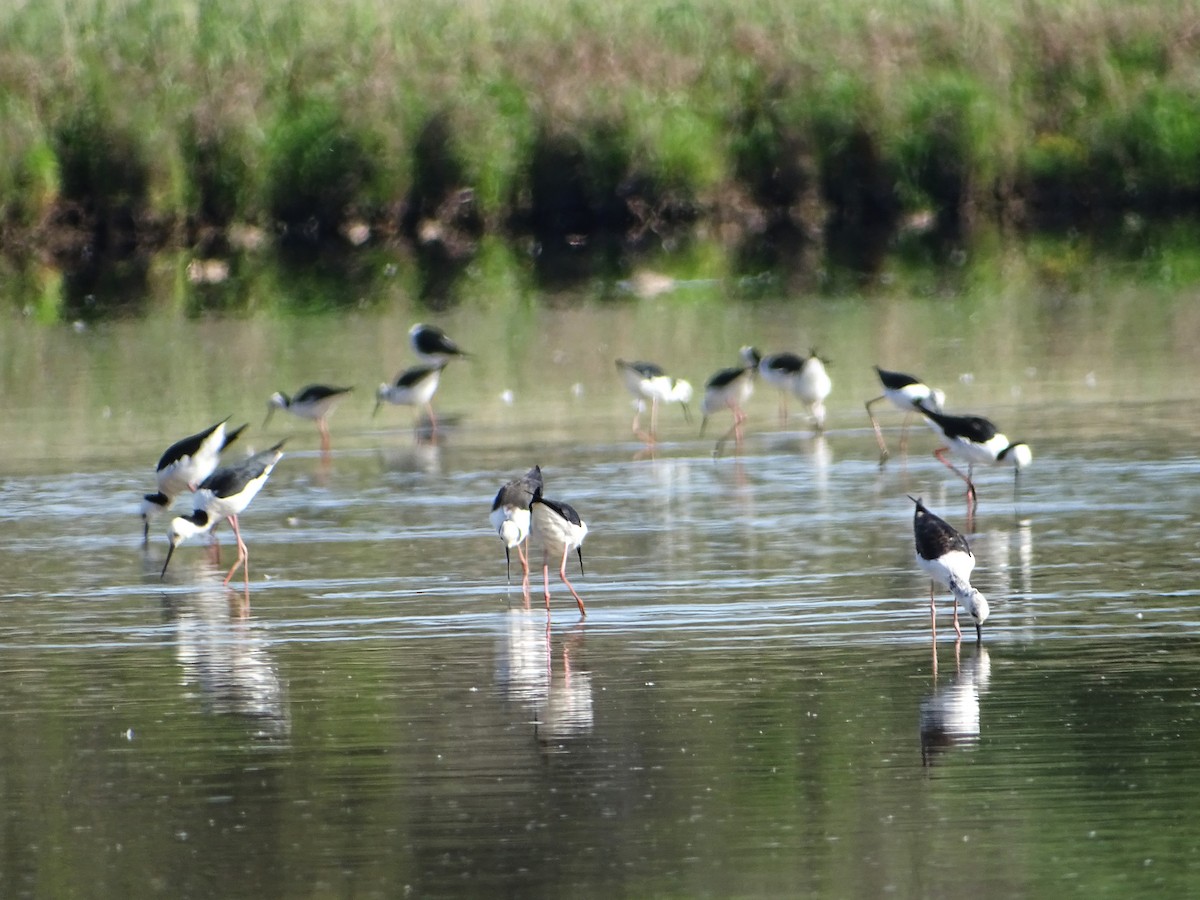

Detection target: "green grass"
[3, 0, 1200, 263]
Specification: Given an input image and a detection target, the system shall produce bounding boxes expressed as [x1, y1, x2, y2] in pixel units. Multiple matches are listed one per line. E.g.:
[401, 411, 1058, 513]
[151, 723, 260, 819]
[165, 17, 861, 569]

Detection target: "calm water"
[1, 282, 1199, 898]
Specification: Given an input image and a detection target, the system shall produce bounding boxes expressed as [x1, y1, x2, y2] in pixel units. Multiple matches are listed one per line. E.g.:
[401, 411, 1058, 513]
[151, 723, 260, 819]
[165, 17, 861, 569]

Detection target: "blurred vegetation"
[3, 0, 1200, 297]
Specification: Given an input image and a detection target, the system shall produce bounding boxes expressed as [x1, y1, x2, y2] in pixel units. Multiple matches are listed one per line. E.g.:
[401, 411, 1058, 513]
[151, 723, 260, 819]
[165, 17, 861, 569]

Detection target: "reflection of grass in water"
[4, 0, 1200, 261]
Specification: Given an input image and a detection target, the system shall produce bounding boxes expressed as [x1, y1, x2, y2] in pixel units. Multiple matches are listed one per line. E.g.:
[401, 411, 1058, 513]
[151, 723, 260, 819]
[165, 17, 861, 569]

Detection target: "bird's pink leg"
[929, 582, 937, 638]
[952, 603, 962, 640]
[935, 447, 976, 506]
[518, 541, 532, 607]
[542, 548, 552, 611]
[223, 515, 248, 587]
[558, 544, 587, 618]
[899, 411, 913, 455]
[318, 420, 332, 455]
[866, 397, 889, 462]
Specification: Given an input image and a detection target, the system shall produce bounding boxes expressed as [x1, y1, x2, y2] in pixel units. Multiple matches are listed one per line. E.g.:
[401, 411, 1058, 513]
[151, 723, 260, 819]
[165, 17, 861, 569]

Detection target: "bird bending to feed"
[615, 359, 693, 443]
[374, 362, 447, 437]
[793, 350, 832, 432]
[265, 384, 353, 453]
[141, 417, 247, 541]
[745, 347, 802, 423]
[490, 465, 544, 600]
[162, 442, 286, 588]
[866, 366, 946, 463]
[911, 496, 989, 643]
[744, 346, 832, 430]
[701, 355, 757, 455]
[915, 401, 1032, 508]
[409, 323, 469, 365]
[531, 488, 589, 618]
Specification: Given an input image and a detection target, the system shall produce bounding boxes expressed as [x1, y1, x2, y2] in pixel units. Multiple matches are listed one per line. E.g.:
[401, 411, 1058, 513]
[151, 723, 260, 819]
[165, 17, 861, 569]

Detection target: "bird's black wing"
[156, 418, 227, 471]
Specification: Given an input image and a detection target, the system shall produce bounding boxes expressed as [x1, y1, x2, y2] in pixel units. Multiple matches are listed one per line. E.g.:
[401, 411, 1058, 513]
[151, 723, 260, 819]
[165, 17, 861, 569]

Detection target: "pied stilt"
[531, 489, 589, 618]
[491, 465, 544, 601]
[615, 359, 693, 443]
[794, 350, 832, 432]
[866, 366, 946, 463]
[162, 442, 286, 588]
[748, 348, 805, 423]
[374, 362, 447, 436]
[409, 323, 469, 365]
[701, 355, 757, 455]
[266, 384, 353, 454]
[916, 402, 1032, 509]
[141, 418, 247, 541]
[911, 496, 988, 643]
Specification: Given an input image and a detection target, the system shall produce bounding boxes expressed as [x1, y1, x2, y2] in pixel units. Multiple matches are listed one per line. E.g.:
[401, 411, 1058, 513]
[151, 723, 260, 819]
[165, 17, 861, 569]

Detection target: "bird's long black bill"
[577, 547, 585, 576]
[372, 399, 383, 419]
[680, 403, 692, 425]
[975, 622, 983, 644]
[161, 544, 176, 580]
[505, 546, 512, 583]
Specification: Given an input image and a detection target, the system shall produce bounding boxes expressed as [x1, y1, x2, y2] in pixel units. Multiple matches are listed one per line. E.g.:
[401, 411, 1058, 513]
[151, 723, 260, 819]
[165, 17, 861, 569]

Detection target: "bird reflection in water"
[495, 609, 593, 753]
[920, 645, 990, 767]
[161, 558, 290, 741]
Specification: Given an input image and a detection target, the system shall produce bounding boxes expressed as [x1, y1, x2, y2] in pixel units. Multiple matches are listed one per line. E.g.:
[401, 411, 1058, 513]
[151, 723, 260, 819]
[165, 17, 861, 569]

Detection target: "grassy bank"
[2, 0, 1200, 274]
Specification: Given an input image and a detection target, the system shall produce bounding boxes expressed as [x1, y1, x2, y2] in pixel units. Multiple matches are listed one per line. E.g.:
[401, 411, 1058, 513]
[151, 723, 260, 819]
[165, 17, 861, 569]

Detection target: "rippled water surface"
[2, 289, 1200, 897]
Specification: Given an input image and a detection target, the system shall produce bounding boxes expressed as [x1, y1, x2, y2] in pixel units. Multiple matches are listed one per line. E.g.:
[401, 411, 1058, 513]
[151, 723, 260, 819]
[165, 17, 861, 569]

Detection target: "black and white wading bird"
[490, 465, 544, 601]
[866, 366, 946, 463]
[141, 418, 247, 541]
[265, 384, 353, 454]
[162, 442, 286, 589]
[700, 355, 757, 455]
[793, 350, 832, 432]
[915, 402, 1032, 509]
[374, 362, 447, 437]
[409, 323, 469, 365]
[911, 496, 989, 643]
[615, 359, 693, 443]
[530, 487, 589, 618]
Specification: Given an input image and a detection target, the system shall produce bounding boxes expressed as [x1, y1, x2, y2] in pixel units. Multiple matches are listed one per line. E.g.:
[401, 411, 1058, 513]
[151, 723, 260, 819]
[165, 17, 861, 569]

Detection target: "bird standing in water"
[374, 362, 447, 439]
[916, 402, 1032, 512]
[491, 465, 544, 602]
[701, 353, 757, 455]
[615, 359, 693, 443]
[141, 418, 247, 541]
[911, 496, 989, 643]
[162, 442, 286, 590]
[531, 488, 589, 618]
[866, 366, 945, 463]
[409, 323, 469, 365]
[265, 384, 353, 454]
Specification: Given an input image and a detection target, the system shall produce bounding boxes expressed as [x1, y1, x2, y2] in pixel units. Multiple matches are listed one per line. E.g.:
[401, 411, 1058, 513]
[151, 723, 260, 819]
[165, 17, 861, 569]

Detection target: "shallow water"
[1, 286, 1199, 897]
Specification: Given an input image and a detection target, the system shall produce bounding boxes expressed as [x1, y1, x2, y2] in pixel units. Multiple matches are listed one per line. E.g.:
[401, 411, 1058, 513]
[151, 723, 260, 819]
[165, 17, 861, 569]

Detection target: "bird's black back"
[917, 405, 998, 442]
[294, 384, 353, 403]
[706, 365, 750, 390]
[394, 362, 446, 388]
[764, 353, 805, 375]
[912, 498, 972, 561]
[533, 495, 582, 526]
[493, 465, 543, 511]
[876, 366, 920, 391]
[618, 360, 665, 379]
[156, 418, 227, 471]
[200, 442, 285, 497]
[413, 325, 464, 357]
